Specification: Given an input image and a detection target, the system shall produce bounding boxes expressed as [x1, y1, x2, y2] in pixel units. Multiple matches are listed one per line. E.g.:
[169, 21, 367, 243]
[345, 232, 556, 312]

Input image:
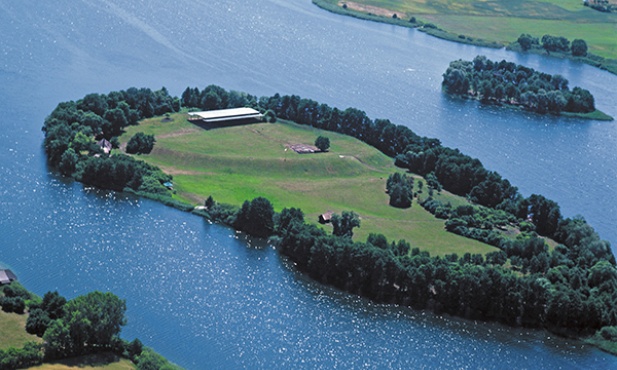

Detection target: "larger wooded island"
[41, 86, 617, 355]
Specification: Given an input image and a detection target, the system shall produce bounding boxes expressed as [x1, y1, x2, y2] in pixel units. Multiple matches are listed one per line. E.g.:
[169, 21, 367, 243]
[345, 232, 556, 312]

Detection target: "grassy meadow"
[0, 310, 41, 350]
[315, 0, 617, 60]
[25, 353, 135, 370]
[120, 114, 497, 256]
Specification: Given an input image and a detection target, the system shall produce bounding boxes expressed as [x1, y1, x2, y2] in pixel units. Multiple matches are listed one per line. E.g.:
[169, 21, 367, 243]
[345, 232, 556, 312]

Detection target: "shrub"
[126, 132, 156, 154]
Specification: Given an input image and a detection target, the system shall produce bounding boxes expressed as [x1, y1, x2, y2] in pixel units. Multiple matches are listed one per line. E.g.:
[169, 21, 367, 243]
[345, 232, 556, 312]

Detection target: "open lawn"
[26, 353, 135, 370]
[120, 114, 497, 256]
[0, 310, 41, 350]
[317, 0, 617, 59]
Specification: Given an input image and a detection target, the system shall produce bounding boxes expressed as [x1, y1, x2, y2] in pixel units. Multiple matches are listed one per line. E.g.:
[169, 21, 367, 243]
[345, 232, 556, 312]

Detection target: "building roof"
[97, 139, 112, 154]
[319, 211, 334, 223]
[188, 107, 263, 123]
[0, 269, 17, 285]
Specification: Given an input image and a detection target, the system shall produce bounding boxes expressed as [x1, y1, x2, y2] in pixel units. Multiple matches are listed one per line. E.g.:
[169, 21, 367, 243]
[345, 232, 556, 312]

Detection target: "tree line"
[517, 34, 589, 57]
[200, 193, 617, 336]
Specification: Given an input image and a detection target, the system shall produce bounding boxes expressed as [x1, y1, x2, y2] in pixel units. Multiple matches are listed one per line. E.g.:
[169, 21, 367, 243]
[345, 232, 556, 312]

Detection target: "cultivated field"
[323, 0, 617, 59]
[120, 113, 497, 256]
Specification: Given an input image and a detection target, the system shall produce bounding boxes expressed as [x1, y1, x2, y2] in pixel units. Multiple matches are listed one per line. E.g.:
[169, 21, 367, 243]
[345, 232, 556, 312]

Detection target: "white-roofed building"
[188, 107, 263, 124]
[0, 269, 17, 285]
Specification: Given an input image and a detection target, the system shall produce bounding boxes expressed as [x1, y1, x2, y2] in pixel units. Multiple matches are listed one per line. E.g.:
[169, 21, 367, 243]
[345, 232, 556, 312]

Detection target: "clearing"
[120, 113, 497, 256]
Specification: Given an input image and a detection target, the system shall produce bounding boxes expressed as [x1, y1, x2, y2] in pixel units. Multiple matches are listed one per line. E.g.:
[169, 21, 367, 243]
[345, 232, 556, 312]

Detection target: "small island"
[442, 55, 613, 121]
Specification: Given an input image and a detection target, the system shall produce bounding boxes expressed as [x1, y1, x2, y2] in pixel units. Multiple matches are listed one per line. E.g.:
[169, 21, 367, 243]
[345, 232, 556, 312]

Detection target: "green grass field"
[120, 114, 497, 256]
[316, 0, 617, 59]
[26, 353, 135, 370]
[0, 310, 41, 350]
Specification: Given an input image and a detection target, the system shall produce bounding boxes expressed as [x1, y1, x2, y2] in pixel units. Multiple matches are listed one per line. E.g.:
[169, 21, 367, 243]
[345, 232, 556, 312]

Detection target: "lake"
[1, 0, 616, 368]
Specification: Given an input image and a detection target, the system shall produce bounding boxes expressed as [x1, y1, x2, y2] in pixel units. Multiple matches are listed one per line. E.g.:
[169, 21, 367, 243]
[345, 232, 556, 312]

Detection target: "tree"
[263, 109, 277, 123]
[442, 68, 470, 95]
[331, 211, 360, 238]
[517, 34, 536, 51]
[205, 195, 215, 209]
[58, 148, 78, 176]
[60, 291, 127, 355]
[25, 309, 51, 337]
[126, 132, 156, 154]
[275, 207, 304, 235]
[234, 197, 275, 238]
[314, 136, 330, 152]
[571, 39, 588, 57]
[43, 319, 73, 360]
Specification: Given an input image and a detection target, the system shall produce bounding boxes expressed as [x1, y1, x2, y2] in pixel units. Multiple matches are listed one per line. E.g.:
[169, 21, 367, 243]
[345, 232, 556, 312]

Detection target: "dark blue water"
[1, 0, 616, 368]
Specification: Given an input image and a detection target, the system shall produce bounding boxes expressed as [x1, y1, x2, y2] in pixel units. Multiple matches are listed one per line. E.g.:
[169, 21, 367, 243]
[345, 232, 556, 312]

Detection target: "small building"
[0, 269, 17, 285]
[319, 211, 334, 224]
[163, 181, 173, 190]
[97, 138, 112, 154]
[188, 107, 263, 125]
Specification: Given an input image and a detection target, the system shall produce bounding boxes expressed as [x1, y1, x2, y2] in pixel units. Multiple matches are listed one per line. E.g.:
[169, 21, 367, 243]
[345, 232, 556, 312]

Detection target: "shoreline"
[446, 93, 614, 122]
[312, 0, 617, 76]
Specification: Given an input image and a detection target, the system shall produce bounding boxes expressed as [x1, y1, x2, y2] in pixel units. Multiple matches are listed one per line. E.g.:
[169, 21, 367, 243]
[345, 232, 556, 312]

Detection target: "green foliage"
[138, 176, 169, 195]
[127, 338, 144, 362]
[517, 34, 539, 51]
[126, 132, 156, 155]
[600, 326, 617, 341]
[314, 135, 330, 152]
[571, 39, 588, 57]
[25, 309, 51, 337]
[0, 297, 25, 314]
[263, 109, 277, 123]
[234, 197, 275, 238]
[386, 173, 413, 208]
[43, 291, 126, 359]
[442, 56, 598, 115]
[331, 211, 360, 238]
[136, 348, 181, 370]
[541, 34, 570, 53]
[0, 341, 44, 370]
[275, 207, 305, 235]
[43, 87, 176, 190]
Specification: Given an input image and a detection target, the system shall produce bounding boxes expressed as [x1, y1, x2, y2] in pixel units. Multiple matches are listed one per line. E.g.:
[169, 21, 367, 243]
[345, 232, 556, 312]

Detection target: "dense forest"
[442, 55, 597, 115]
[42, 85, 617, 342]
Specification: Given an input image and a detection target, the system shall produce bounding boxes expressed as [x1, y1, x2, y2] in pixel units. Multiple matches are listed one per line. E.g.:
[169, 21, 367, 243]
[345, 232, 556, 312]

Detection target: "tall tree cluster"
[442, 55, 596, 114]
[42, 87, 174, 193]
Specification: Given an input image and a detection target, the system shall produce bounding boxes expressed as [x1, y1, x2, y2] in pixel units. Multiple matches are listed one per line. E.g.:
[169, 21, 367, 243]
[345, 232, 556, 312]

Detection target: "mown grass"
[314, 0, 617, 60]
[26, 353, 135, 370]
[0, 310, 41, 350]
[120, 114, 496, 256]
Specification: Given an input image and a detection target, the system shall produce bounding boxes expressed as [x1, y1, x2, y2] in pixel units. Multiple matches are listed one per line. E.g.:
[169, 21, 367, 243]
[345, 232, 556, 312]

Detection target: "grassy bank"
[0, 310, 41, 350]
[313, 0, 617, 74]
[25, 353, 135, 370]
[120, 114, 497, 256]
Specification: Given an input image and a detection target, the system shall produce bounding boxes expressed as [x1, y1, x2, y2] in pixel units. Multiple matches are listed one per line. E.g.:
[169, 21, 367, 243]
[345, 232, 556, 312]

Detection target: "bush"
[25, 309, 51, 336]
[126, 132, 156, 154]
[600, 326, 617, 341]
[0, 296, 25, 314]
[315, 136, 330, 152]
